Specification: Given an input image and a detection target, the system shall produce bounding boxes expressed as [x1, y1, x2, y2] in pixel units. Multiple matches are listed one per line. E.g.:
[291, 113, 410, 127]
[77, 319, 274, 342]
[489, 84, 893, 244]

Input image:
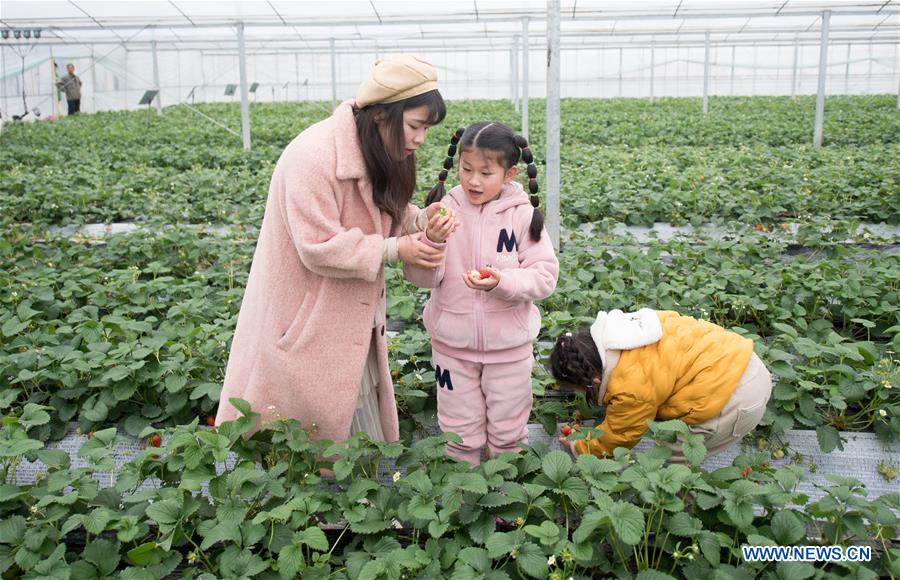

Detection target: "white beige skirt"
[350, 330, 386, 442]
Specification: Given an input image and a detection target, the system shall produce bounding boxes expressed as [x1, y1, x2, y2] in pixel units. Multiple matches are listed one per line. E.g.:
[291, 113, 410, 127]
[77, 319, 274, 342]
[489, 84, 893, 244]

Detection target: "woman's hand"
[463, 265, 500, 291]
[399, 234, 444, 269]
[425, 209, 458, 243]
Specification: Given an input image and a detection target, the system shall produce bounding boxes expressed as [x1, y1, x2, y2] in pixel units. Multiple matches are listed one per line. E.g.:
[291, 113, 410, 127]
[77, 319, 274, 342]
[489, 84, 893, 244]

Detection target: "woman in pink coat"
[215, 56, 454, 443]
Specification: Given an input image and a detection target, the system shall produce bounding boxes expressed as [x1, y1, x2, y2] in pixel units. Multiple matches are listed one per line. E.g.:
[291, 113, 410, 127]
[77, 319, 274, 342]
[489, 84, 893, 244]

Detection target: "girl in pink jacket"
[405, 122, 560, 465]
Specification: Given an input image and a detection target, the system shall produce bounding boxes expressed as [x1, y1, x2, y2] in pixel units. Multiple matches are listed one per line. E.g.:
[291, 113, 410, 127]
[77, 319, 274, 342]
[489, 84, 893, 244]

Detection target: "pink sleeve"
[490, 208, 559, 302]
[280, 162, 384, 282]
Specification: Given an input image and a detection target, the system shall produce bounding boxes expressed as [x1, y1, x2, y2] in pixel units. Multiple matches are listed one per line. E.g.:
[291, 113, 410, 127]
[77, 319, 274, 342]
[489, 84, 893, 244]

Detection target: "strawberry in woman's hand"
[560, 424, 573, 436]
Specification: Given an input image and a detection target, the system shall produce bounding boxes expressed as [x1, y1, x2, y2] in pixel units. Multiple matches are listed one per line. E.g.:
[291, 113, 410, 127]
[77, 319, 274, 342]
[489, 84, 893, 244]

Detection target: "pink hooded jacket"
[405, 182, 559, 363]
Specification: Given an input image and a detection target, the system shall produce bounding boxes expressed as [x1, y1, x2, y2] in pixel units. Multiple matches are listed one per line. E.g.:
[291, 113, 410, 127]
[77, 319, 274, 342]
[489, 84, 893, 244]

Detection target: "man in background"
[55, 62, 82, 115]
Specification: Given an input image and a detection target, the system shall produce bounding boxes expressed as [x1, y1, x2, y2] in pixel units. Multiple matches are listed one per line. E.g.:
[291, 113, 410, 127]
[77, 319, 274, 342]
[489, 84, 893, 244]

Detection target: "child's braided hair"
[549, 330, 604, 387]
[425, 121, 545, 242]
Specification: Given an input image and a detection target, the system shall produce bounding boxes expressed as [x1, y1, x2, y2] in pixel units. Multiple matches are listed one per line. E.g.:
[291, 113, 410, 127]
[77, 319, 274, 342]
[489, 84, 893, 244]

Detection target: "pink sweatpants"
[432, 350, 534, 466]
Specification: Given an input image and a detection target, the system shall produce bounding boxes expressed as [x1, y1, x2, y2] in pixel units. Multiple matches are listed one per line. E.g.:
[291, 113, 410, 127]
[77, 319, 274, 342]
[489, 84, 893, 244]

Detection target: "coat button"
[380, 326, 385, 336]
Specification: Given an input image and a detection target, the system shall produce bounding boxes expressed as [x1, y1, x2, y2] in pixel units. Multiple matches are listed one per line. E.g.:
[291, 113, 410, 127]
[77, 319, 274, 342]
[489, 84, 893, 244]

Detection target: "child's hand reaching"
[463, 265, 500, 291]
[425, 206, 458, 243]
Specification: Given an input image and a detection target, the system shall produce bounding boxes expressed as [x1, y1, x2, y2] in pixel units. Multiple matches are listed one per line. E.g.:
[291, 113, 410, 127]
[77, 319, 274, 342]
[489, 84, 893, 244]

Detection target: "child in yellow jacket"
[549, 308, 773, 461]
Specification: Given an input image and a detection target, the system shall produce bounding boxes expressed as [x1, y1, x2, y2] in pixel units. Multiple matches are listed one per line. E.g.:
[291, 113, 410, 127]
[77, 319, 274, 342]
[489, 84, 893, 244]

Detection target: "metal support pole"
[294, 53, 300, 100]
[330, 38, 337, 110]
[49, 46, 59, 117]
[813, 10, 830, 148]
[199, 52, 206, 102]
[511, 35, 519, 111]
[649, 45, 655, 99]
[237, 22, 251, 150]
[896, 78, 899, 109]
[702, 32, 711, 114]
[521, 17, 529, 140]
[730, 45, 736, 94]
[123, 49, 128, 110]
[791, 39, 799, 96]
[866, 44, 872, 93]
[152, 40, 162, 113]
[176, 49, 182, 103]
[91, 45, 98, 112]
[674, 47, 680, 97]
[618, 47, 623, 97]
[546, 0, 561, 251]
[844, 43, 851, 93]
[752, 46, 758, 94]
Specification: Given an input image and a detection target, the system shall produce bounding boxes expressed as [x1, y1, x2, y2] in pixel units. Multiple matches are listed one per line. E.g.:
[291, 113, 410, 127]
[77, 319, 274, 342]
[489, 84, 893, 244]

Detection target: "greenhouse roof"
[2, 1, 897, 52]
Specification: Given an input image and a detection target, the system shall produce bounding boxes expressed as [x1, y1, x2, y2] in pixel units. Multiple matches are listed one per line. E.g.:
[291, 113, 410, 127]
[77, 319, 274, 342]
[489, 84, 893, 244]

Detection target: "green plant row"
[1, 226, 896, 447]
[559, 144, 898, 226]
[1, 402, 898, 580]
[2, 96, 897, 227]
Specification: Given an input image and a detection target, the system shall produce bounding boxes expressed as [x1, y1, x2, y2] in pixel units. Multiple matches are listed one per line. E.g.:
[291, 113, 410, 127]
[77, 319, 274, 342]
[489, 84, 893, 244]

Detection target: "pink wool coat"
[215, 100, 416, 442]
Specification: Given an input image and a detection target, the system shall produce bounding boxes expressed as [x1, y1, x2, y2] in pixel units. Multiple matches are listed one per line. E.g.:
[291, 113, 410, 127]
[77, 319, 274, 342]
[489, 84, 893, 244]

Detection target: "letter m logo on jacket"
[435, 366, 453, 391]
[497, 228, 518, 253]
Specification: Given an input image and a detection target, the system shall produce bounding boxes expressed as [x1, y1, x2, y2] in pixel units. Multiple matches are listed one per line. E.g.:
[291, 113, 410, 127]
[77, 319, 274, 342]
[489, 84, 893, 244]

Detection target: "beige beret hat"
[355, 55, 439, 108]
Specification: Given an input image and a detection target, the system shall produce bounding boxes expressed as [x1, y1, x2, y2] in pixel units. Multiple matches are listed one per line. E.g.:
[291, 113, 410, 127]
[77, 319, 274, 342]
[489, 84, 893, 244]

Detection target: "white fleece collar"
[589, 308, 663, 368]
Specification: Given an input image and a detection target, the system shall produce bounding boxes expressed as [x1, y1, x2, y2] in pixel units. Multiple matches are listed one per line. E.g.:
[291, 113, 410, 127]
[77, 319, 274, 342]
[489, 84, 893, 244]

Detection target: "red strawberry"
[699, 175, 705, 182]
[149, 434, 162, 447]
[479, 267, 492, 279]
[560, 425, 572, 436]
[740, 466, 753, 478]
[205, 416, 215, 426]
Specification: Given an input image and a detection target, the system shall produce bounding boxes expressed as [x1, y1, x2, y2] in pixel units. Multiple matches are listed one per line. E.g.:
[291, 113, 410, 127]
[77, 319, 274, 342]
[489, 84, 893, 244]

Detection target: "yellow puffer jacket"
[575, 311, 754, 457]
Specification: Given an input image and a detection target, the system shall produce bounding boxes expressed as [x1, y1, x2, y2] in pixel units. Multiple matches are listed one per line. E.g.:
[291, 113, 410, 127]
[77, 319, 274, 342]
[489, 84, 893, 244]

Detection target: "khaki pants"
[668, 352, 772, 463]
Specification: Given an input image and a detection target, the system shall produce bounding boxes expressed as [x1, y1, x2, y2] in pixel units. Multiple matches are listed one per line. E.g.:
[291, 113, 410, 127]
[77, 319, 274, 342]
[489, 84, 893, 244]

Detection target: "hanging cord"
[8, 41, 36, 118]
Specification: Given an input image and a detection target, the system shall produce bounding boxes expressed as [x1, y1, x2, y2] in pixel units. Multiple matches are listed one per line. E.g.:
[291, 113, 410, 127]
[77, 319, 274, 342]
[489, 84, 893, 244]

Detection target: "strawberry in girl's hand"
[478, 267, 492, 279]
[560, 424, 573, 436]
[149, 434, 162, 447]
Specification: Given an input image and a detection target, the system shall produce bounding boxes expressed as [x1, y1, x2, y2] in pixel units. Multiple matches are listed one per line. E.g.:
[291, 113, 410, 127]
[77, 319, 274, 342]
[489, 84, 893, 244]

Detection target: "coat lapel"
[332, 101, 384, 236]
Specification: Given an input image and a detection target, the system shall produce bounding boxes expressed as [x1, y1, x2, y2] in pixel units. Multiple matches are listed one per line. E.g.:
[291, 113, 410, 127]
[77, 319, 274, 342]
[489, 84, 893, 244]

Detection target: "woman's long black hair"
[354, 89, 446, 228]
